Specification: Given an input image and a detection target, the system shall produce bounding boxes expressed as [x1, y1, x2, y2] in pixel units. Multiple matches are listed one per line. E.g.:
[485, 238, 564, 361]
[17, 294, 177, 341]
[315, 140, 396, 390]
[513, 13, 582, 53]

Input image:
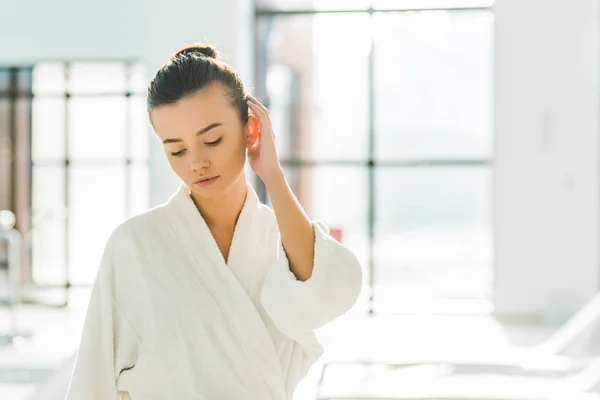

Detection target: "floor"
[0, 288, 89, 400]
[0, 289, 592, 400]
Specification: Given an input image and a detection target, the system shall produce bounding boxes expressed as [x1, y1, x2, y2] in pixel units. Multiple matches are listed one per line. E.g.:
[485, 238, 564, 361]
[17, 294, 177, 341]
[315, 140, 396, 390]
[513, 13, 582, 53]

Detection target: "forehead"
[150, 84, 238, 139]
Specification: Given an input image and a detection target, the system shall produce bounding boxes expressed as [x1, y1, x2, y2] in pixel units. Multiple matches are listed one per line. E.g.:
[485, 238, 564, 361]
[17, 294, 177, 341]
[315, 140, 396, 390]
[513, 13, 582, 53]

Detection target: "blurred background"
[1, 0, 600, 399]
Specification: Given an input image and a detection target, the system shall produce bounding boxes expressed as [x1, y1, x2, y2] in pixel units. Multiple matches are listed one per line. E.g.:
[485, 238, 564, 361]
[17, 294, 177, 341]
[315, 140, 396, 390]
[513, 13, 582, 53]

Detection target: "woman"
[65, 43, 363, 400]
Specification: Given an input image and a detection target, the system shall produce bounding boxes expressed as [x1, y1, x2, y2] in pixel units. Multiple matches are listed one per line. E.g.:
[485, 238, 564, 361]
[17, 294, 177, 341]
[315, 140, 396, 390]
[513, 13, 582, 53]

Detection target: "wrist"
[261, 167, 285, 187]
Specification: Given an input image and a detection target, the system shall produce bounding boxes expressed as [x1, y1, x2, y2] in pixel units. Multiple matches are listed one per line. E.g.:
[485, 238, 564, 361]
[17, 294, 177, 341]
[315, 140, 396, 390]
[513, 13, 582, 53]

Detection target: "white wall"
[0, 0, 254, 206]
[0, 0, 145, 63]
[494, 0, 599, 323]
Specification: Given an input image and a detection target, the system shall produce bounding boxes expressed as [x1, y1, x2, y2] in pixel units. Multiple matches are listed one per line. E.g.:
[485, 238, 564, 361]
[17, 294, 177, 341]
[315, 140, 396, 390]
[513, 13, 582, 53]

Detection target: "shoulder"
[94, 204, 171, 290]
[103, 203, 171, 256]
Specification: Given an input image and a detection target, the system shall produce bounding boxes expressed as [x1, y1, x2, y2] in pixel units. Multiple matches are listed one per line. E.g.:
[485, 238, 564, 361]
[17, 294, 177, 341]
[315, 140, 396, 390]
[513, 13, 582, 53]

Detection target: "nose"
[190, 151, 210, 173]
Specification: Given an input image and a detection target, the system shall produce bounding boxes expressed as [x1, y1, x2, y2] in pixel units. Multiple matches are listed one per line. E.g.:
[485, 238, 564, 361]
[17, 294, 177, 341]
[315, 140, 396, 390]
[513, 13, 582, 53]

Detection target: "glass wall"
[255, 2, 493, 313]
[1, 62, 149, 305]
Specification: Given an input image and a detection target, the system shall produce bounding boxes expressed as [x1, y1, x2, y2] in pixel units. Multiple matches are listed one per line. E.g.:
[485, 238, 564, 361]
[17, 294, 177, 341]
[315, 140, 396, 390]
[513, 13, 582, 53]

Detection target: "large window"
[0, 62, 148, 305]
[255, 2, 493, 314]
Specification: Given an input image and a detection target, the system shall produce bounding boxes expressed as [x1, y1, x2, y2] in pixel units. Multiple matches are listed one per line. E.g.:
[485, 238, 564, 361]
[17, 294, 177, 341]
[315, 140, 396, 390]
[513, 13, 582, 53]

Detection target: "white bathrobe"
[64, 182, 363, 400]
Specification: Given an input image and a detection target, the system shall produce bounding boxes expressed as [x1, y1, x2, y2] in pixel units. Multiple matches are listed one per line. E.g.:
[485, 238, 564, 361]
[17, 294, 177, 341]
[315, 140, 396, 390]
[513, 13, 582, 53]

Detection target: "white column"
[143, 0, 254, 206]
[494, 0, 599, 323]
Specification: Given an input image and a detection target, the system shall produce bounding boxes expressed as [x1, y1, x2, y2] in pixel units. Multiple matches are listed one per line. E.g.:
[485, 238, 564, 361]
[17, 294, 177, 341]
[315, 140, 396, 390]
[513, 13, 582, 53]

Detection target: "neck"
[189, 175, 248, 228]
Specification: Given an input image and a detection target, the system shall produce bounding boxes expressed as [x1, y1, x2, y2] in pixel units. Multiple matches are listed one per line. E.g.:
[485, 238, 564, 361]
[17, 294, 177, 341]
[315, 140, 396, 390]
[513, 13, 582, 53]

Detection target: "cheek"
[221, 138, 247, 170]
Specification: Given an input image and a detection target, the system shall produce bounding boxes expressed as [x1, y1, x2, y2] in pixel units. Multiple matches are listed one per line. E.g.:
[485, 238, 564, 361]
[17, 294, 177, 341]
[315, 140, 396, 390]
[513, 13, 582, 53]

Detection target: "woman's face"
[150, 84, 251, 200]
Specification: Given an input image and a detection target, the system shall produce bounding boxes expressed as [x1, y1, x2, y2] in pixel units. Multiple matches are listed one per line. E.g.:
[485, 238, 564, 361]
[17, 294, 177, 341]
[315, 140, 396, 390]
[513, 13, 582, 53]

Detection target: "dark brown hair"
[147, 43, 249, 125]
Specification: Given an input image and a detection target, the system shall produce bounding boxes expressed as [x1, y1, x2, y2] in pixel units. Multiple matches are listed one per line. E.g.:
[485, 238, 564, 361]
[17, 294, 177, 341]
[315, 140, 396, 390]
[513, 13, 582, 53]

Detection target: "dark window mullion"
[8, 68, 17, 213]
[33, 159, 135, 167]
[64, 63, 71, 291]
[278, 159, 490, 167]
[124, 62, 133, 217]
[0, 92, 136, 98]
[367, 11, 376, 315]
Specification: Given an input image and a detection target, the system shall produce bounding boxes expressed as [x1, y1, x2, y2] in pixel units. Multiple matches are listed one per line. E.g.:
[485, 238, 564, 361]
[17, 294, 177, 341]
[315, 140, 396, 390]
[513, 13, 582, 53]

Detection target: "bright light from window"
[312, 13, 372, 57]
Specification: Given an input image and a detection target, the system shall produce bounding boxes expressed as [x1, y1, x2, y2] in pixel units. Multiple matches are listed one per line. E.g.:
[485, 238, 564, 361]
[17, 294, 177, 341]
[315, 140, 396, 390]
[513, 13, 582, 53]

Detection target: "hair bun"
[173, 43, 218, 59]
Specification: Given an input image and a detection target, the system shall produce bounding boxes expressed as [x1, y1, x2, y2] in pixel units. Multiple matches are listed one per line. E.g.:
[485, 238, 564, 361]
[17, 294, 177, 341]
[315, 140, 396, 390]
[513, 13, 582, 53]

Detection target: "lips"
[194, 175, 220, 187]
[195, 176, 217, 183]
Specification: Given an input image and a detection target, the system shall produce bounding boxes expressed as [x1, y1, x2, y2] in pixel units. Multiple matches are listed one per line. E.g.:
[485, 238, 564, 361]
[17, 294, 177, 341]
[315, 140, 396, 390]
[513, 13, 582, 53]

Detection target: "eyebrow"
[162, 123, 223, 144]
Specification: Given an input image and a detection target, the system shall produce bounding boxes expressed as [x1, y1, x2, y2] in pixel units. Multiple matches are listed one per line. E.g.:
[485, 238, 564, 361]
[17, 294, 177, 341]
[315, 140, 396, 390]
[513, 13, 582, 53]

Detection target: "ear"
[246, 116, 260, 148]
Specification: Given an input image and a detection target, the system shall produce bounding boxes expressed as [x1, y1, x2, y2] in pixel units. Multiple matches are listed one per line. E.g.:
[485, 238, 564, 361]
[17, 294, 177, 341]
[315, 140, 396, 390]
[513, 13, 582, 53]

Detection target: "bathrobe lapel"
[166, 182, 285, 398]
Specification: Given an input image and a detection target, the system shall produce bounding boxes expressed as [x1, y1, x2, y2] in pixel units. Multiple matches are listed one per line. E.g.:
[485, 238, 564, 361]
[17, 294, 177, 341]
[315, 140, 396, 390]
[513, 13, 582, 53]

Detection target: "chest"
[209, 225, 235, 263]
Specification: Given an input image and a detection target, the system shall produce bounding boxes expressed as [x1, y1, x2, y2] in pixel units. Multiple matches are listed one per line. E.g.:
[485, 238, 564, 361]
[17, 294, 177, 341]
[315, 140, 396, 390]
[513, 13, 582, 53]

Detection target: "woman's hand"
[246, 95, 284, 184]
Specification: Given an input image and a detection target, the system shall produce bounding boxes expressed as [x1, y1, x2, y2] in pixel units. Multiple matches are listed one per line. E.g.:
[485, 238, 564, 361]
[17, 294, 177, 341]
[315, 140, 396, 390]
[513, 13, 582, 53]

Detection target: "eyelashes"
[170, 137, 223, 157]
[205, 137, 223, 146]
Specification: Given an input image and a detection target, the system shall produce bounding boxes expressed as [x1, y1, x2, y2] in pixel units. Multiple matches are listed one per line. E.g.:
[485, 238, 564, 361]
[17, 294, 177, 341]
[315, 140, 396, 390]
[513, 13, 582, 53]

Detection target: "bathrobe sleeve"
[64, 228, 142, 400]
[260, 221, 363, 338]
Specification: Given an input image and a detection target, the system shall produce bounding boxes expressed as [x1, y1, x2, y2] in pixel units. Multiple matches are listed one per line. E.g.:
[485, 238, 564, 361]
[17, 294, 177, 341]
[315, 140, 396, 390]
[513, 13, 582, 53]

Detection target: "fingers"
[246, 100, 263, 121]
[246, 95, 272, 126]
[247, 95, 268, 114]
